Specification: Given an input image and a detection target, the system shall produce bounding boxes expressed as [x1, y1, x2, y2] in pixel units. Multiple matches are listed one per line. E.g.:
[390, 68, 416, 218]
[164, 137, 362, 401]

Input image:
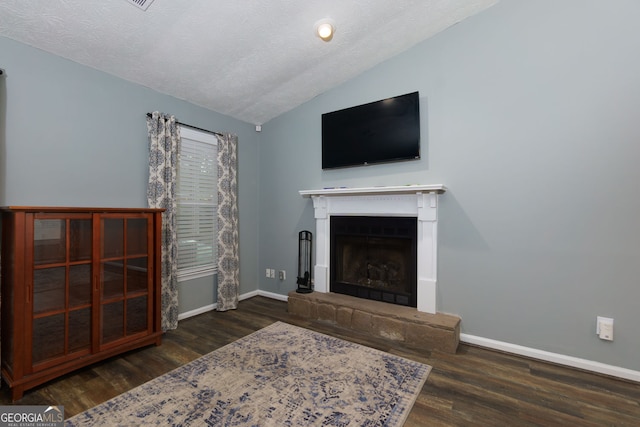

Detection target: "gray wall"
[0, 36, 260, 313]
[257, 0, 640, 371]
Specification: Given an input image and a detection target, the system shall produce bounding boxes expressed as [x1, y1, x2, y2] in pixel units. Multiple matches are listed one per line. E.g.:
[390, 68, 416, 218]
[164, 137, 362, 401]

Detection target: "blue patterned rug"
[66, 321, 431, 426]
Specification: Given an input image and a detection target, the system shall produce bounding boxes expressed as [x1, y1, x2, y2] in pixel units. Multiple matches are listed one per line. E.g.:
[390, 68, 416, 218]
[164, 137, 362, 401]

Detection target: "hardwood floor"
[2, 296, 639, 425]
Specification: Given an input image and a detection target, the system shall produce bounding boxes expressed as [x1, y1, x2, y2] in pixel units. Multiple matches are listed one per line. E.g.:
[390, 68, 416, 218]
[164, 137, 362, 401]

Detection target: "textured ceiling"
[0, 0, 498, 125]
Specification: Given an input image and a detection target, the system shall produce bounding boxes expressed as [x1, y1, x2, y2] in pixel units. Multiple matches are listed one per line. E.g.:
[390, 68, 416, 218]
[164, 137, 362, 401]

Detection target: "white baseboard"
[256, 290, 289, 301]
[460, 333, 640, 383]
[178, 290, 288, 321]
[178, 303, 216, 320]
[239, 290, 259, 300]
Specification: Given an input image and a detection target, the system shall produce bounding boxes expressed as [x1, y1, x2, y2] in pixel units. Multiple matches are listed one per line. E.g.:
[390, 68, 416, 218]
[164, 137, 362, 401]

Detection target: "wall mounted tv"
[322, 91, 420, 170]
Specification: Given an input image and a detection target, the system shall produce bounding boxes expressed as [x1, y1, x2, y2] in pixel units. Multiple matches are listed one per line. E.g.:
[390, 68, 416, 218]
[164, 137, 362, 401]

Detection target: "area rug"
[65, 321, 431, 426]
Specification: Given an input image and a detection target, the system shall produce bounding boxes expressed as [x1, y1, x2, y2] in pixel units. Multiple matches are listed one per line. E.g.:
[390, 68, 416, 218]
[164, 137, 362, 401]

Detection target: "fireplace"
[299, 184, 446, 314]
[330, 216, 417, 307]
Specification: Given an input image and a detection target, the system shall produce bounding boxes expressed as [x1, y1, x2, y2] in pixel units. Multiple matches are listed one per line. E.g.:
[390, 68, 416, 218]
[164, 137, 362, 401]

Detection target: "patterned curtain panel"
[216, 133, 240, 311]
[146, 111, 180, 331]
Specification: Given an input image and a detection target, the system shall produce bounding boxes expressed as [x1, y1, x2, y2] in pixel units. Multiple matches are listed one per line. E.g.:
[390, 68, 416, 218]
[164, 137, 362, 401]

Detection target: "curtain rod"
[146, 112, 223, 137]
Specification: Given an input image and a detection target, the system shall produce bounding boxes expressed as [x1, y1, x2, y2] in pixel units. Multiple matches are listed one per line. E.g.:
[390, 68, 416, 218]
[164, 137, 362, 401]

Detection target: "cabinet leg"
[11, 385, 25, 402]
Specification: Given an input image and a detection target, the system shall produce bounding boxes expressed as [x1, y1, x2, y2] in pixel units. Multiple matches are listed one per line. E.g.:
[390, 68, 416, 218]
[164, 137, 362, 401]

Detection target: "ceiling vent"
[125, 0, 155, 11]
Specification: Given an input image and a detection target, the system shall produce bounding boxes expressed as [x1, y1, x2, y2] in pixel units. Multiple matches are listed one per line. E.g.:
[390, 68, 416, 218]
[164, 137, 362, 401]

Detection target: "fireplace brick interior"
[331, 216, 417, 307]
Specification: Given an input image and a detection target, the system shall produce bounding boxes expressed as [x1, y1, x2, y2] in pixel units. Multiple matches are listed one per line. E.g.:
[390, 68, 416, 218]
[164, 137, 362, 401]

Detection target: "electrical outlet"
[596, 316, 614, 341]
[278, 270, 286, 280]
[269, 269, 275, 278]
[265, 268, 270, 278]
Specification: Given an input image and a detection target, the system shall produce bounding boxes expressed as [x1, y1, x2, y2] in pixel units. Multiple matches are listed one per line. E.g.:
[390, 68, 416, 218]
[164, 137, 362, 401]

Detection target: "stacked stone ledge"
[287, 290, 460, 354]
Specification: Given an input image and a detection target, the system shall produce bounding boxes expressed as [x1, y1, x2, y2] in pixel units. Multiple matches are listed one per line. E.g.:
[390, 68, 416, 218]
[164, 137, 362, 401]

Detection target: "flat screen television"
[322, 91, 420, 169]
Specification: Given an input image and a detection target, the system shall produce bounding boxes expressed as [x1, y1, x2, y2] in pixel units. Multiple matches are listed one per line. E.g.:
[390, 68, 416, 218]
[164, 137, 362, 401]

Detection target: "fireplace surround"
[300, 184, 446, 314]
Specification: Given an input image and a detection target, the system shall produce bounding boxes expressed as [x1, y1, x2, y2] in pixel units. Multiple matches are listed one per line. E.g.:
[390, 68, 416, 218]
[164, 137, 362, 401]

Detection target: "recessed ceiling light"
[314, 18, 336, 42]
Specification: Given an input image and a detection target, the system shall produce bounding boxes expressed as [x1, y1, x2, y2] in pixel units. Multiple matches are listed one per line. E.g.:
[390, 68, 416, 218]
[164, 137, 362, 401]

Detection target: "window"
[176, 127, 218, 281]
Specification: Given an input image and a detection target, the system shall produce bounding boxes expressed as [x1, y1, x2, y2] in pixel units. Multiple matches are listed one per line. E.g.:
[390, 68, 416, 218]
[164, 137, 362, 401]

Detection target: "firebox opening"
[330, 216, 417, 307]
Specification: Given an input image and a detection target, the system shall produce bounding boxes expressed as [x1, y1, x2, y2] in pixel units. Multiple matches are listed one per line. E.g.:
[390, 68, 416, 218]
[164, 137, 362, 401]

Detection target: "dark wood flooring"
[2, 296, 639, 425]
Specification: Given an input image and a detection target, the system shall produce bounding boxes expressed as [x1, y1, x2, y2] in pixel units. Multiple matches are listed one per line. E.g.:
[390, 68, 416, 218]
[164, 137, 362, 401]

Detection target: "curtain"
[216, 133, 240, 311]
[146, 111, 180, 331]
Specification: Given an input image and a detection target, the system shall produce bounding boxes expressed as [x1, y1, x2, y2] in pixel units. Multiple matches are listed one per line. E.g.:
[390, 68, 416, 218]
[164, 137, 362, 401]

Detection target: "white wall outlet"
[278, 270, 286, 280]
[265, 268, 270, 278]
[596, 316, 614, 341]
[269, 269, 275, 278]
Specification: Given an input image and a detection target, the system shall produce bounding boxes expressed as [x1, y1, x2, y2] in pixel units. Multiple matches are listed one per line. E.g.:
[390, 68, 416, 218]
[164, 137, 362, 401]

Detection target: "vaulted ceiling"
[0, 0, 498, 124]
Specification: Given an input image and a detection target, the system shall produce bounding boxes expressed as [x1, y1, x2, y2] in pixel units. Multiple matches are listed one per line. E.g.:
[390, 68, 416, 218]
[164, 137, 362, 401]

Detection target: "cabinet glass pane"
[34, 219, 66, 265]
[126, 297, 148, 335]
[32, 314, 65, 364]
[69, 308, 91, 352]
[102, 219, 124, 258]
[102, 302, 124, 344]
[69, 264, 92, 307]
[69, 219, 92, 262]
[127, 218, 148, 255]
[127, 257, 148, 294]
[34, 267, 66, 314]
[102, 261, 124, 300]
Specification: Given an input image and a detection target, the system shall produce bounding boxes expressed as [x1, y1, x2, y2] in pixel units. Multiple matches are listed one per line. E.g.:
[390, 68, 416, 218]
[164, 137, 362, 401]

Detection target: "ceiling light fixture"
[125, 0, 155, 11]
[314, 18, 336, 42]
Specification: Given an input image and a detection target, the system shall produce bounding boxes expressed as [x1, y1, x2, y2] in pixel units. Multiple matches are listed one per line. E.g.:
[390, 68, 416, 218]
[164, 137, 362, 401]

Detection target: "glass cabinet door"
[100, 215, 151, 345]
[32, 216, 92, 366]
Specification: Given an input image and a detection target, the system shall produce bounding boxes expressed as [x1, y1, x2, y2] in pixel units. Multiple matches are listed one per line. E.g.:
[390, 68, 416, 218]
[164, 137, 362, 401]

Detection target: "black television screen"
[322, 91, 420, 169]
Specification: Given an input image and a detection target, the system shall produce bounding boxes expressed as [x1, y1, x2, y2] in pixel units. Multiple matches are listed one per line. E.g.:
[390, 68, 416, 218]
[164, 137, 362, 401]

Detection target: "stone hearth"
[288, 291, 460, 353]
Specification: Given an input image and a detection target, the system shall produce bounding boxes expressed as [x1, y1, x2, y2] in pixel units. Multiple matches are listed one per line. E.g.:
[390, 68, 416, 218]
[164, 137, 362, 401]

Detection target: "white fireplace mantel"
[299, 184, 447, 314]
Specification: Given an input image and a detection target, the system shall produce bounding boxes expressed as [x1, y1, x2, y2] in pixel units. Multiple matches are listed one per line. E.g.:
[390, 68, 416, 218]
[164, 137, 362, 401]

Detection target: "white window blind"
[176, 127, 218, 281]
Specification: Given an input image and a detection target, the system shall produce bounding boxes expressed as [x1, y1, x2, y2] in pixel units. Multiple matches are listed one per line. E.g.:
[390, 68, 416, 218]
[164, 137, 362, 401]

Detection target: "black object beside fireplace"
[330, 216, 417, 307]
[296, 230, 313, 293]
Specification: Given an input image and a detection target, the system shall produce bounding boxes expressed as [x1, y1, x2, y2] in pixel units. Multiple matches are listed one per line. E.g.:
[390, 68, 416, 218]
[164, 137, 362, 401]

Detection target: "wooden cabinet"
[1, 207, 163, 401]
